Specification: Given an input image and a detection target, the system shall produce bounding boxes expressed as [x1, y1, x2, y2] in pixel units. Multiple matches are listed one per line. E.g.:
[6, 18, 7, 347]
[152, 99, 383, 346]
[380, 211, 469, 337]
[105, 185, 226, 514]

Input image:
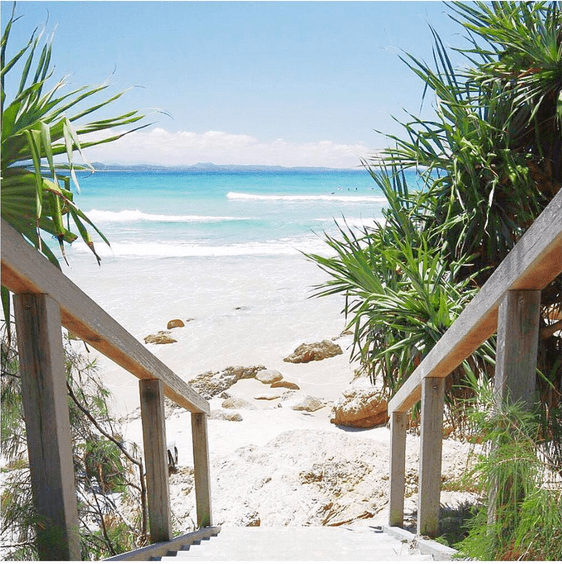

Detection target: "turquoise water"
[66, 169, 387, 259]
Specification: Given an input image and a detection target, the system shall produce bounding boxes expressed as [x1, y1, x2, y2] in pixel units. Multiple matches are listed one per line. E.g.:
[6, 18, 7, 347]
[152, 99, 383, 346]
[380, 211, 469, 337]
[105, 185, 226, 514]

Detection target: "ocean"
[59, 168, 391, 414]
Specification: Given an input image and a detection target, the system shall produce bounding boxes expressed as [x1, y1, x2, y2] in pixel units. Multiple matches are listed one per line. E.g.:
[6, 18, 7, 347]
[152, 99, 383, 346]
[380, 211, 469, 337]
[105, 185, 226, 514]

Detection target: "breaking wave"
[87, 209, 251, 223]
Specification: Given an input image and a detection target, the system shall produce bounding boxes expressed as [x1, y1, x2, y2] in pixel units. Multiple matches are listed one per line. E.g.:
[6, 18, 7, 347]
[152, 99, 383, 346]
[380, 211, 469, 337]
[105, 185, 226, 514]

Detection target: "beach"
[60, 168, 385, 414]
[60, 168, 474, 533]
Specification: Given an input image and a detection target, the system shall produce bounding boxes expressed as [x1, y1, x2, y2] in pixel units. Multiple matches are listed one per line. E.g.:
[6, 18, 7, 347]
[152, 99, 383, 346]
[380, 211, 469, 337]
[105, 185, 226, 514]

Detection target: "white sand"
[116, 333, 476, 531]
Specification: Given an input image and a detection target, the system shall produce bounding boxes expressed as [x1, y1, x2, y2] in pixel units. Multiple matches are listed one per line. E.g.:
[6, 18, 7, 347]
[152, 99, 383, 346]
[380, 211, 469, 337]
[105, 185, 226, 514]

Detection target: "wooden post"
[13, 294, 80, 560]
[489, 290, 541, 529]
[417, 376, 445, 537]
[389, 411, 407, 527]
[191, 412, 212, 528]
[139, 379, 172, 543]
[495, 290, 541, 410]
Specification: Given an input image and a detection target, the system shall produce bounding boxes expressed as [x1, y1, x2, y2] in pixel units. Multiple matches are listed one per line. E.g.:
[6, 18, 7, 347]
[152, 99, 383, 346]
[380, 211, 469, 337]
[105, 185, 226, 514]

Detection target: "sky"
[2, 1, 464, 168]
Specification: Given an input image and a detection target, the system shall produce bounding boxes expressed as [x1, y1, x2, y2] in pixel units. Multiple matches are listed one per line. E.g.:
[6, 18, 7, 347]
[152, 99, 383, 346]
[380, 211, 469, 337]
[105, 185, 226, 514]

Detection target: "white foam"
[86, 209, 251, 223]
[227, 192, 387, 203]
[70, 238, 331, 258]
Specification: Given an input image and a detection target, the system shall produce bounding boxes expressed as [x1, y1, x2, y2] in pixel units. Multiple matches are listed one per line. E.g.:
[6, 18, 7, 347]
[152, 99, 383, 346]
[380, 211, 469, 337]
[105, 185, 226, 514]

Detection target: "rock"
[222, 397, 257, 410]
[211, 409, 243, 422]
[167, 319, 185, 329]
[255, 369, 284, 384]
[286, 394, 325, 413]
[283, 340, 343, 363]
[245, 512, 261, 527]
[271, 380, 300, 390]
[144, 331, 177, 345]
[254, 393, 282, 401]
[330, 387, 389, 428]
[184, 430, 397, 527]
[189, 365, 266, 399]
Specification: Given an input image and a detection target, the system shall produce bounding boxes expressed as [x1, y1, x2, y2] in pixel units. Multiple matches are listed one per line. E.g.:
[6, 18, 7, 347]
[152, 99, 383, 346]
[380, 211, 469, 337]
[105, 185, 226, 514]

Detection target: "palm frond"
[1, 6, 146, 267]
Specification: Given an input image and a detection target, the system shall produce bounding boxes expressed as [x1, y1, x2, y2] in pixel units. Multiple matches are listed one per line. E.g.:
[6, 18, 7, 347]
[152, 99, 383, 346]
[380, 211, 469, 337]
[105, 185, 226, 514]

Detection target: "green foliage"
[1, 4, 146, 266]
[456, 387, 562, 560]
[0, 467, 38, 560]
[0, 333, 148, 560]
[381, 1, 560, 278]
[0, 333, 26, 463]
[307, 168, 494, 402]
[307, 3, 562, 554]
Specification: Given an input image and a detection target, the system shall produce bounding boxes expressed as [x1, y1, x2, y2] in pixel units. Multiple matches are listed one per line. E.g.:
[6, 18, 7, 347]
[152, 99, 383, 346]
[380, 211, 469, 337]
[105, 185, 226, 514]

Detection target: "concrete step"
[158, 526, 435, 561]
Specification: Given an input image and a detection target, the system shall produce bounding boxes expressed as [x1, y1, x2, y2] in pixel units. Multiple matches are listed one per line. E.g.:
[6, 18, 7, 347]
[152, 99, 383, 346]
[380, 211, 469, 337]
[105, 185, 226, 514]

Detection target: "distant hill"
[90, 162, 361, 173]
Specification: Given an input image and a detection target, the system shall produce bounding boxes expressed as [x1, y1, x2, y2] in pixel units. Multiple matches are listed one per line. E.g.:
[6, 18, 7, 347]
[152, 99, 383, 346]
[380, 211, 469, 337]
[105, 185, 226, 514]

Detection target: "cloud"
[82, 127, 373, 168]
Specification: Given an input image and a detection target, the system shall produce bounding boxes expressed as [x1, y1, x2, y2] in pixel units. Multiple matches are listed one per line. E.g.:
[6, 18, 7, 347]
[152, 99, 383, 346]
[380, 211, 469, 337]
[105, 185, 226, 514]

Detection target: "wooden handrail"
[388, 188, 562, 414]
[2, 218, 214, 558]
[1, 219, 209, 415]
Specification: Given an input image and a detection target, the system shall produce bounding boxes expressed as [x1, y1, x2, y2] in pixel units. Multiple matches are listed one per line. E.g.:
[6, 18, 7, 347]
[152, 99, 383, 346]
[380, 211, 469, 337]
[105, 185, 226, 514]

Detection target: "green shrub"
[456, 386, 562, 560]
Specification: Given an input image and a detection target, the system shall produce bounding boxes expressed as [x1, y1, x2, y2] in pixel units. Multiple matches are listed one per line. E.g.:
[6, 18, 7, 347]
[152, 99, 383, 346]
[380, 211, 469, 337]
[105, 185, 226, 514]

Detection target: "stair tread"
[159, 527, 435, 561]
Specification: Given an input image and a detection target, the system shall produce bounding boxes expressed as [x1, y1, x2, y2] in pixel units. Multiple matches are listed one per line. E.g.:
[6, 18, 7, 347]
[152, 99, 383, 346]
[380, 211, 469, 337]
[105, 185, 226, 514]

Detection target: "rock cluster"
[284, 340, 343, 363]
[187, 365, 309, 400]
[144, 318, 194, 344]
[167, 428, 473, 528]
[123, 332, 475, 535]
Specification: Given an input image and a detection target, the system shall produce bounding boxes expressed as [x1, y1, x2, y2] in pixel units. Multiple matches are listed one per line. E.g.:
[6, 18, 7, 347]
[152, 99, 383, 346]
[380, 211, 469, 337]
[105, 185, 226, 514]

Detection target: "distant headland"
[90, 162, 364, 173]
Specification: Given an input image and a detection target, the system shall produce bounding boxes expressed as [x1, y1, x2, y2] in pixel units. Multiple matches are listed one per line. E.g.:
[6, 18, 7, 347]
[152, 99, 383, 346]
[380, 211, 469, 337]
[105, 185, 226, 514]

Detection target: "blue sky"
[3, 1, 463, 167]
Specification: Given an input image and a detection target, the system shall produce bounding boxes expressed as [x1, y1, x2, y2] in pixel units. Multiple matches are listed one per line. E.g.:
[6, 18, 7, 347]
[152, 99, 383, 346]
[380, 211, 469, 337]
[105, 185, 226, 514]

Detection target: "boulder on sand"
[144, 331, 177, 345]
[283, 340, 343, 364]
[222, 397, 257, 411]
[330, 387, 389, 429]
[271, 380, 300, 390]
[285, 394, 326, 413]
[167, 319, 185, 329]
[211, 409, 244, 422]
[254, 393, 282, 401]
[189, 365, 266, 399]
[255, 369, 284, 384]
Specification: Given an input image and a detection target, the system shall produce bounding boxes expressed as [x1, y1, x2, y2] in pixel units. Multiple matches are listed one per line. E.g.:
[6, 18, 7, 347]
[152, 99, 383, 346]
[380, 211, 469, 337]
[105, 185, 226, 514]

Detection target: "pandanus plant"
[1, 4, 148, 325]
[308, 1, 561, 414]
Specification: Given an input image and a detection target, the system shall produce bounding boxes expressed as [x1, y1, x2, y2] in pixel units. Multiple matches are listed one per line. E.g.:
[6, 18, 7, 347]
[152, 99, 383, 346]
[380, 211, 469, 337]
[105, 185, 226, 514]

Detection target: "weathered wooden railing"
[387, 188, 562, 537]
[1, 219, 218, 560]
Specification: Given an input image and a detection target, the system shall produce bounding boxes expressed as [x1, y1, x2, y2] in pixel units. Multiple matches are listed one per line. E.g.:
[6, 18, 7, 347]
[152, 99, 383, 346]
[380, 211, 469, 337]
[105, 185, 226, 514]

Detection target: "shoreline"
[64, 252, 355, 417]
